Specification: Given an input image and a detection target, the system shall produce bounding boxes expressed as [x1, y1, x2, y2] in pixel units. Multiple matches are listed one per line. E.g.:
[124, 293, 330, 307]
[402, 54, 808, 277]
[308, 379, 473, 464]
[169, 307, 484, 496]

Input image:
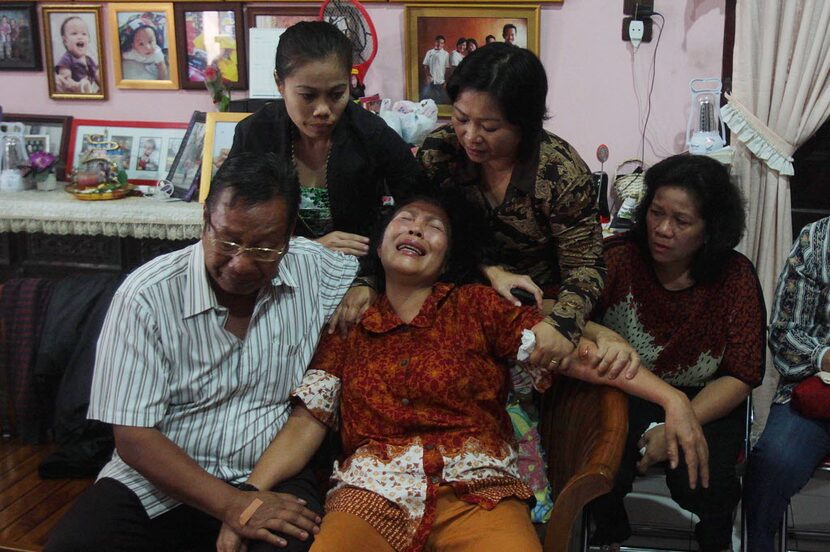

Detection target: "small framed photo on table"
[42, 4, 106, 100]
[0, 2, 42, 71]
[3, 113, 73, 179]
[67, 119, 189, 185]
[109, 3, 179, 90]
[174, 3, 246, 91]
[24, 134, 49, 155]
[165, 111, 207, 201]
[198, 111, 250, 203]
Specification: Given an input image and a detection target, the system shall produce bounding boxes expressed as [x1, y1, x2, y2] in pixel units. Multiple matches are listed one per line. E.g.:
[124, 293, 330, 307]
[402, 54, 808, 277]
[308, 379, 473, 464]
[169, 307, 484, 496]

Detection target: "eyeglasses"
[207, 221, 286, 263]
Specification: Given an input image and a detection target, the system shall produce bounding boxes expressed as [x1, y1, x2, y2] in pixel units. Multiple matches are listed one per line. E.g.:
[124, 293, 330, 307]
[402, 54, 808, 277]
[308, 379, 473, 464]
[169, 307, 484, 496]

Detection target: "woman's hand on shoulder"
[638, 393, 710, 490]
[315, 231, 370, 257]
[481, 265, 543, 310]
[328, 285, 377, 337]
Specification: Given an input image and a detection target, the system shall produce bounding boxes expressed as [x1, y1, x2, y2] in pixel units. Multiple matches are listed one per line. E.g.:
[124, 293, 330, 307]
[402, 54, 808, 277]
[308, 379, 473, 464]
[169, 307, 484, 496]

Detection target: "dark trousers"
[745, 402, 830, 552]
[45, 468, 323, 552]
[589, 389, 745, 552]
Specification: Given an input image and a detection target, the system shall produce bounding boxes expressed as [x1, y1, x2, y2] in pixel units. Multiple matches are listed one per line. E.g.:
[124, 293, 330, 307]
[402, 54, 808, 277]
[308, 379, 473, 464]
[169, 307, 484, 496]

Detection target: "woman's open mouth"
[397, 241, 425, 256]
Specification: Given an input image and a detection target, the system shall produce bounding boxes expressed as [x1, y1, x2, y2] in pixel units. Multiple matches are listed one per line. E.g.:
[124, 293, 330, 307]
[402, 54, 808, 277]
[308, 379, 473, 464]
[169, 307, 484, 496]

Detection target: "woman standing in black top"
[228, 21, 428, 327]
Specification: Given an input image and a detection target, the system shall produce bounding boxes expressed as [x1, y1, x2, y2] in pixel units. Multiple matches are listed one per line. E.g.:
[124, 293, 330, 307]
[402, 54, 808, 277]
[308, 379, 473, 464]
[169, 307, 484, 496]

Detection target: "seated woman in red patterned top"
[588, 154, 766, 552]
[216, 195, 709, 552]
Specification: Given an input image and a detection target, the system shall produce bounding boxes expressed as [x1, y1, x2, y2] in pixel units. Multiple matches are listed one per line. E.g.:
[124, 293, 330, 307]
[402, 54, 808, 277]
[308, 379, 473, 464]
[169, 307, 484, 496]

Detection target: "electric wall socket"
[622, 16, 653, 42]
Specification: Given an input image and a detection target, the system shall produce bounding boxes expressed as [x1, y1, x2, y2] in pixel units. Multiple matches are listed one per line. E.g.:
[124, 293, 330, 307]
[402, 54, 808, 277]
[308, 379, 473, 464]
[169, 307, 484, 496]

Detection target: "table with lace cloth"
[0, 189, 203, 278]
[0, 189, 202, 240]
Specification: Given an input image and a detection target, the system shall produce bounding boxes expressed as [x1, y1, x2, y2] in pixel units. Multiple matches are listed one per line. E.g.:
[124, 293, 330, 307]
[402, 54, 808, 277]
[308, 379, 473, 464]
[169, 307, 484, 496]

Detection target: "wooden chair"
[539, 376, 629, 552]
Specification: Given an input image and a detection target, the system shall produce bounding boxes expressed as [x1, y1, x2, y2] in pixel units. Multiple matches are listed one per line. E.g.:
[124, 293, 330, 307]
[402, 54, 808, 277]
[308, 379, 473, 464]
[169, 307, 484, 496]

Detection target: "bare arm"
[56, 67, 81, 92]
[536, 331, 709, 490]
[245, 405, 328, 491]
[216, 404, 329, 551]
[689, 375, 751, 426]
[114, 425, 320, 547]
[114, 425, 238, 518]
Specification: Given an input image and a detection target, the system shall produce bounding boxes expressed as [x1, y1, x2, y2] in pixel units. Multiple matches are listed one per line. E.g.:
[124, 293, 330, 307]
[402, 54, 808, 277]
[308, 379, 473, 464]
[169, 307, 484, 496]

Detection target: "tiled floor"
[604, 471, 830, 551]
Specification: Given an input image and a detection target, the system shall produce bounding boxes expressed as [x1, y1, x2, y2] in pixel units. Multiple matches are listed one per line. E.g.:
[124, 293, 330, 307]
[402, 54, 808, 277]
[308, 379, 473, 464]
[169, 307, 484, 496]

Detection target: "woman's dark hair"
[466, 38, 478, 50]
[631, 153, 746, 283]
[206, 152, 300, 223]
[446, 43, 548, 160]
[362, 193, 487, 293]
[274, 21, 352, 81]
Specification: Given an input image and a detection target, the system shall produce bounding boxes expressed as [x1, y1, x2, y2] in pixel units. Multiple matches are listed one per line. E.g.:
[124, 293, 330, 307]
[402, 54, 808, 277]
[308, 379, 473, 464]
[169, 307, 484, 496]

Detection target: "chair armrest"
[539, 376, 628, 552]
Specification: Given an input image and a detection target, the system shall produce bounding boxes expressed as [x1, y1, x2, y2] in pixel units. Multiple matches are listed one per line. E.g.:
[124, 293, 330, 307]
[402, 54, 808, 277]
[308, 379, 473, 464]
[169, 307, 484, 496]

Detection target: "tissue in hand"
[516, 329, 536, 362]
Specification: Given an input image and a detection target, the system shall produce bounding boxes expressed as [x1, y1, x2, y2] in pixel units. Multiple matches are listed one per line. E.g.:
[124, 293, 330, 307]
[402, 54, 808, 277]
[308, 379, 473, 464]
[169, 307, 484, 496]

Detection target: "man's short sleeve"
[87, 288, 169, 428]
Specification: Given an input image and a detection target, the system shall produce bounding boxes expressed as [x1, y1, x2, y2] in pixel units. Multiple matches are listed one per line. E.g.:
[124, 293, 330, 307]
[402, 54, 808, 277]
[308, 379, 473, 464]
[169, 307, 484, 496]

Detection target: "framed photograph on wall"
[198, 111, 250, 202]
[0, 2, 42, 71]
[405, 4, 540, 117]
[243, 5, 318, 30]
[244, 5, 318, 98]
[165, 111, 206, 201]
[42, 5, 106, 100]
[67, 119, 188, 185]
[174, 3, 246, 91]
[109, 3, 179, 90]
[3, 113, 73, 179]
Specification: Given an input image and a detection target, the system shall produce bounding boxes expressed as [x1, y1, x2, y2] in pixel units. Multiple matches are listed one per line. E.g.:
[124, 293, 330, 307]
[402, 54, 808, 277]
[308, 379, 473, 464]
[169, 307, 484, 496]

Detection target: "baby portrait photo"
[43, 6, 106, 100]
[0, 3, 41, 71]
[136, 136, 161, 172]
[110, 3, 179, 89]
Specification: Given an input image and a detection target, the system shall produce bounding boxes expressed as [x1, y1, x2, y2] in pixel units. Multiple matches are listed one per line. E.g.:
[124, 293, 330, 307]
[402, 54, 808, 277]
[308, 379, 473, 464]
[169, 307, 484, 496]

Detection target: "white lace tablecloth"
[0, 189, 202, 240]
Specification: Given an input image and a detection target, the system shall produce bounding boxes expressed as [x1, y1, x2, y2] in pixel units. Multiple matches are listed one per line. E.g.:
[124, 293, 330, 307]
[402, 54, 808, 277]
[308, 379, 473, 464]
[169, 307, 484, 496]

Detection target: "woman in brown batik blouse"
[418, 43, 606, 366]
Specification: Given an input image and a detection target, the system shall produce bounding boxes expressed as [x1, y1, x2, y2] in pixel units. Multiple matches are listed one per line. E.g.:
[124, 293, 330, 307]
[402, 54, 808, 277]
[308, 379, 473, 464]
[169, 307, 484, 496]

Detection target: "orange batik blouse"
[291, 283, 551, 552]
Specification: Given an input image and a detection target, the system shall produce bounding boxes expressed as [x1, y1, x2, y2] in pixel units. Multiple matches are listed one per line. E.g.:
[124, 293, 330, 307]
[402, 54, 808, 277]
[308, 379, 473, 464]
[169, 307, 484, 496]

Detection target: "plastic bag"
[379, 99, 438, 146]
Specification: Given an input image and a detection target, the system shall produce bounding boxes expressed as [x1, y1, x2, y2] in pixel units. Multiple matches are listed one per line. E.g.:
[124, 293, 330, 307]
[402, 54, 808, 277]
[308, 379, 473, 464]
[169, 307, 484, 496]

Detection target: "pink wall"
[1, 0, 725, 172]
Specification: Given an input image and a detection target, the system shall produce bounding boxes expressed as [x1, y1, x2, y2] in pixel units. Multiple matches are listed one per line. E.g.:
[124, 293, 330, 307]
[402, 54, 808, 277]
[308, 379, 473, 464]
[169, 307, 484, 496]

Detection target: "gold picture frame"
[42, 4, 107, 100]
[109, 3, 179, 90]
[198, 111, 251, 203]
[405, 3, 541, 117]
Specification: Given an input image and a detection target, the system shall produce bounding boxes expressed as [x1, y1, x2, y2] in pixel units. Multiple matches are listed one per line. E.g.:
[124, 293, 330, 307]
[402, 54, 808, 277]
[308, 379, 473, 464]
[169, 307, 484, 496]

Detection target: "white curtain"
[722, 0, 830, 437]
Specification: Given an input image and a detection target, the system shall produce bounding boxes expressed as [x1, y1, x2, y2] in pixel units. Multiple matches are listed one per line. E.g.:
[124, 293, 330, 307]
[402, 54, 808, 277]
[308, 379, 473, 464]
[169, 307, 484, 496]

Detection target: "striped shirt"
[769, 216, 830, 404]
[88, 238, 358, 518]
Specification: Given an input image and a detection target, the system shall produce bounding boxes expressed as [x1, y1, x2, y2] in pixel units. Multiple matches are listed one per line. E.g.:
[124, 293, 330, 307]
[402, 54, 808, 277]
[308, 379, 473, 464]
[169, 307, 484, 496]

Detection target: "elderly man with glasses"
[46, 153, 358, 552]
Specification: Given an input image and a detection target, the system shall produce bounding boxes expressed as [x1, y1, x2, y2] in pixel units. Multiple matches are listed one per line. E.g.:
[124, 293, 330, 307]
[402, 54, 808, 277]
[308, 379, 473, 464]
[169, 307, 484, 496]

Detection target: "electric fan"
[319, 0, 378, 83]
